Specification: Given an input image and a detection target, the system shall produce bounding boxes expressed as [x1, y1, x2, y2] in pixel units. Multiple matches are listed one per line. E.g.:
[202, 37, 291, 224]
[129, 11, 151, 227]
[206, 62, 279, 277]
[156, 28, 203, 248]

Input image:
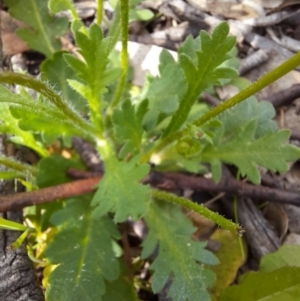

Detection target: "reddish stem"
[0, 177, 101, 212]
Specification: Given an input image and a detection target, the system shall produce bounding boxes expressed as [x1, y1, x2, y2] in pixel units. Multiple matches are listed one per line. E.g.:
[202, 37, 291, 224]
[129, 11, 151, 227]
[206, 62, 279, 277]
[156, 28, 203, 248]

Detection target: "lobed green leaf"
[218, 79, 277, 141]
[163, 22, 237, 137]
[0, 103, 48, 157]
[0, 72, 97, 140]
[48, 0, 74, 13]
[112, 99, 146, 158]
[64, 24, 122, 128]
[142, 201, 218, 301]
[46, 197, 120, 301]
[91, 155, 150, 222]
[41, 52, 88, 112]
[201, 120, 300, 183]
[141, 63, 187, 131]
[10, 106, 87, 139]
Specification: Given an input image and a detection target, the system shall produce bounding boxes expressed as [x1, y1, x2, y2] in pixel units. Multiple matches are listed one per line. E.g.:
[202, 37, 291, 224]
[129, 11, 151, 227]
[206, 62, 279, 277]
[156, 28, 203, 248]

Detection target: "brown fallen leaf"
[263, 203, 289, 241]
[1, 10, 29, 56]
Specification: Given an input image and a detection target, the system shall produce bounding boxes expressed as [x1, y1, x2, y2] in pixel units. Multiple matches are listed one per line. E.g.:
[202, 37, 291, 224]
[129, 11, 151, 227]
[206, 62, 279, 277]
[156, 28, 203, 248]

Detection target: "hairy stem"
[151, 189, 243, 235]
[96, 0, 103, 26]
[0, 72, 99, 140]
[107, 0, 129, 113]
[0, 171, 243, 235]
[0, 156, 37, 174]
[194, 50, 300, 127]
[141, 51, 300, 163]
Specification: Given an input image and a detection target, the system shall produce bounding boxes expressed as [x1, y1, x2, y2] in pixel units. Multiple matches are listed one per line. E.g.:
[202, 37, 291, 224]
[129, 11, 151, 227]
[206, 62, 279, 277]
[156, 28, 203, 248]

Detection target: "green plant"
[1, 0, 300, 300]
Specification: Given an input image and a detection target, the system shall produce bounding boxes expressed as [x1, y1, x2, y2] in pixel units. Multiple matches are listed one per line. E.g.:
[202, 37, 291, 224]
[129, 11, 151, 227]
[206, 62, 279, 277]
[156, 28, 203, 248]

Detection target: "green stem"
[0, 170, 28, 180]
[0, 156, 37, 174]
[141, 51, 300, 163]
[233, 196, 245, 259]
[233, 172, 246, 259]
[108, 0, 129, 112]
[107, 2, 121, 53]
[194, 51, 300, 127]
[96, 0, 103, 26]
[151, 189, 243, 235]
[11, 228, 31, 249]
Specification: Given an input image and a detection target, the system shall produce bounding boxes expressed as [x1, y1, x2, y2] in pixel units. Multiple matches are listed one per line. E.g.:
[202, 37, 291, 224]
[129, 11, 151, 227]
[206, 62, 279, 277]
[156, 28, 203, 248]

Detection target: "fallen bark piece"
[237, 198, 280, 259]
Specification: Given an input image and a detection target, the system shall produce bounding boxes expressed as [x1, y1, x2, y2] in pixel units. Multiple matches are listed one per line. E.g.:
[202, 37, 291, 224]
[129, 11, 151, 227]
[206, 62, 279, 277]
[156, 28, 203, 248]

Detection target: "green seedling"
[0, 218, 46, 264]
[0, 217, 34, 249]
[1, 0, 300, 300]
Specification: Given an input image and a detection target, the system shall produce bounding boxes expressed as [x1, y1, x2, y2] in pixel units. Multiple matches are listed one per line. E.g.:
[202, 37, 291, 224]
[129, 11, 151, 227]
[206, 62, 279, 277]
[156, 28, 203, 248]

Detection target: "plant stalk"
[0, 72, 100, 141]
[152, 189, 243, 235]
[107, 0, 129, 113]
[96, 0, 103, 26]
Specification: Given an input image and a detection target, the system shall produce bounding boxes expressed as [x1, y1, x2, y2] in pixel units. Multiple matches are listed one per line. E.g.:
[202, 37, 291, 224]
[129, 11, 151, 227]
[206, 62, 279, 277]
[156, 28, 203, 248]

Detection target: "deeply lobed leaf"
[140, 54, 187, 131]
[10, 105, 86, 139]
[48, 0, 74, 13]
[142, 201, 218, 301]
[46, 197, 121, 301]
[163, 22, 237, 137]
[41, 52, 88, 112]
[0, 102, 48, 157]
[218, 79, 277, 140]
[64, 24, 122, 128]
[0, 82, 92, 144]
[201, 120, 300, 184]
[91, 155, 150, 222]
[112, 99, 147, 158]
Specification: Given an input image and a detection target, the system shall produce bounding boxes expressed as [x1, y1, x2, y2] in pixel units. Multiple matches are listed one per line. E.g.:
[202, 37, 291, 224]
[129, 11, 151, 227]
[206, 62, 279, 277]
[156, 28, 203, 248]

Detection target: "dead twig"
[201, 92, 220, 107]
[1, 167, 300, 213]
[268, 83, 300, 108]
[238, 49, 269, 75]
[0, 177, 100, 213]
[72, 137, 103, 173]
[155, 172, 300, 206]
[237, 198, 280, 260]
[290, 128, 300, 142]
